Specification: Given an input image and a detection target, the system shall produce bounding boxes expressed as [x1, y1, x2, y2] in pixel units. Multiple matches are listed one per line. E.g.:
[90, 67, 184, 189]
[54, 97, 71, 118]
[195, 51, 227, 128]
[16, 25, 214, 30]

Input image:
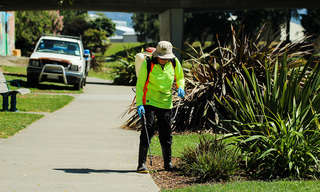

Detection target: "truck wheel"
[83, 77, 86, 87]
[74, 79, 82, 90]
[27, 75, 38, 86]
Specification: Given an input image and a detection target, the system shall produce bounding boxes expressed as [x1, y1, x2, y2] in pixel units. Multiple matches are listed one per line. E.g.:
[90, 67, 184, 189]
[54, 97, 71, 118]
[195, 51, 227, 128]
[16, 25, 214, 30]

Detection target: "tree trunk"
[286, 9, 291, 42]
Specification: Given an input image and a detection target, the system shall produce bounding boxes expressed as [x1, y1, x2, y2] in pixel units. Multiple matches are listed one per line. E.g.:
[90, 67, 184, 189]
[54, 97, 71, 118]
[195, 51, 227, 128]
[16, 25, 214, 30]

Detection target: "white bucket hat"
[152, 41, 176, 59]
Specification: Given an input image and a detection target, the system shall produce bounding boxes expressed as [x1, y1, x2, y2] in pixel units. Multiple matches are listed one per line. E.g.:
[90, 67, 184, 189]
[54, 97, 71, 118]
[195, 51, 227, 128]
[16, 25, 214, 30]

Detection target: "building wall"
[280, 22, 305, 42]
[0, 11, 15, 56]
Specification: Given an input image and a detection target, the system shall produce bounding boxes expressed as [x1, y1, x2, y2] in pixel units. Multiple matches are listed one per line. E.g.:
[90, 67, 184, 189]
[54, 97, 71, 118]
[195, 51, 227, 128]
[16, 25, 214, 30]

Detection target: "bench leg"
[1, 93, 9, 111]
[10, 93, 18, 112]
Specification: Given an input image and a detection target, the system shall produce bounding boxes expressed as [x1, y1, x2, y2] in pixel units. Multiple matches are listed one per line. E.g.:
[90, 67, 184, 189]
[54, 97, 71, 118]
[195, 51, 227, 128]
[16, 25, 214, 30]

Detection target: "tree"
[131, 9, 297, 46]
[60, 10, 87, 21]
[48, 10, 64, 35]
[301, 9, 320, 52]
[15, 11, 52, 56]
[81, 14, 115, 54]
[83, 28, 110, 54]
[61, 10, 90, 37]
[89, 14, 115, 37]
[301, 9, 320, 39]
[232, 9, 300, 42]
[184, 11, 232, 46]
[233, 9, 286, 38]
[132, 13, 159, 42]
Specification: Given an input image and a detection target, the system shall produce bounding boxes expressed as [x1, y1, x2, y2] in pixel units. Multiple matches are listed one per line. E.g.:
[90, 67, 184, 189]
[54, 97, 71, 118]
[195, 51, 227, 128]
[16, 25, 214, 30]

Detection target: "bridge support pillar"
[159, 8, 184, 59]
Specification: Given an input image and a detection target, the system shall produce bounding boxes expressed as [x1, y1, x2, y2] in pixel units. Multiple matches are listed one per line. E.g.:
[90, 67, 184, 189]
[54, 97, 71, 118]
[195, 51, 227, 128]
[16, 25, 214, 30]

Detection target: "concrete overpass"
[0, 0, 318, 57]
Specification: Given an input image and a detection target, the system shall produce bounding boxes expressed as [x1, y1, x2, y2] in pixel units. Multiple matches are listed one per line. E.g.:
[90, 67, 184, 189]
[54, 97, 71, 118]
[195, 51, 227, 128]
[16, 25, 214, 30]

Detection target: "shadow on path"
[86, 81, 113, 86]
[53, 168, 136, 174]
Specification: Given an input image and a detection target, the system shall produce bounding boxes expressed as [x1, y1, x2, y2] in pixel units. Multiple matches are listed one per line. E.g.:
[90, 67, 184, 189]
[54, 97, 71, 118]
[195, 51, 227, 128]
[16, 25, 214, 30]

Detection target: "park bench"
[0, 72, 30, 112]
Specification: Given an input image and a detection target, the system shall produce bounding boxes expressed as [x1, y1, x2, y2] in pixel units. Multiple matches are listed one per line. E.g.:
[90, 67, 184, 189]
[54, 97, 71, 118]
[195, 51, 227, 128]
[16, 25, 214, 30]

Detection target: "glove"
[137, 105, 145, 118]
[177, 87, 185, 98]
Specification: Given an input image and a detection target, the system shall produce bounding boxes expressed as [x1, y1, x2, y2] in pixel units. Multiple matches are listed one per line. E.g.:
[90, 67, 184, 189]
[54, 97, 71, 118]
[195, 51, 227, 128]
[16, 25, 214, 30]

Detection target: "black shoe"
[164, 161, 173, 171]
[137, 163, 149, 174]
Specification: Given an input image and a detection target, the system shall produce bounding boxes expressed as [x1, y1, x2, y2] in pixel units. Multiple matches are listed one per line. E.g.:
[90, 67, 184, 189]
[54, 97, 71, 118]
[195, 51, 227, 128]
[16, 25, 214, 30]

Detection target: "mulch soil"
[147, 156, 247, 190]
[147, 156, 199, 190]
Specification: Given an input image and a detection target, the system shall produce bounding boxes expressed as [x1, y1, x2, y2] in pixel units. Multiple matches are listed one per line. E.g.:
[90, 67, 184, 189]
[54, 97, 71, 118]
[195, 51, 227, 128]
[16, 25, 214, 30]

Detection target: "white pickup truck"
[27, 35, 91, 90]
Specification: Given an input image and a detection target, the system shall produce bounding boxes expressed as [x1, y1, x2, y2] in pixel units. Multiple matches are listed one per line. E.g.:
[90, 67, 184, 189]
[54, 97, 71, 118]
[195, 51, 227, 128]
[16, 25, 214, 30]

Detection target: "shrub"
[83, 28, 111, 54]
[112, 56, 136, 85]
[112, 43, 157, 85]
[178, 135, 240, 182]
[216, 57, 320, 179]
[171, 26, 312, 132]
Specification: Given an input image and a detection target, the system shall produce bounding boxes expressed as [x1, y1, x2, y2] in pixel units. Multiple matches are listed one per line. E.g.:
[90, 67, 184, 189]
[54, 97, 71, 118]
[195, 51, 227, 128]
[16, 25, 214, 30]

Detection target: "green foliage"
[112, 43, 155, 85]
[90, 14, 115, 37]
[132, 13, 159, 42]
[83, 28, 110, 54]
[132, 9, 298, 45]
[112, 50, 137, 85]
[48, 10, 64, 35]
[61, 10, 89, 36]
[184, 11, 233, 46]
[15, 11, 53, 56]
[301, 9, 320, 39]
[301, 9, 320, 52]
[178, 136, 240, 182]
[172, 26, 311, 132]
[62, 12, 115, 54]
[216, 58, 320, 179]
[124, 26, 311, 132]
[232, 9, 291, 38]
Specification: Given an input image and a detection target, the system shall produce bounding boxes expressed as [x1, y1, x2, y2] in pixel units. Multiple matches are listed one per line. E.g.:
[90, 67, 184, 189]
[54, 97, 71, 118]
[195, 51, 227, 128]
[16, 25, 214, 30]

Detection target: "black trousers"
[139, 105, 172, 154]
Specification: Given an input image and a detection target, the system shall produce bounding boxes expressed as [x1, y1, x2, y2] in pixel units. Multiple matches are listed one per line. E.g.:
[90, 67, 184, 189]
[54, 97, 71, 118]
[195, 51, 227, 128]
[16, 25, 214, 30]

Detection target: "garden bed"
[147, 156, 198, 190]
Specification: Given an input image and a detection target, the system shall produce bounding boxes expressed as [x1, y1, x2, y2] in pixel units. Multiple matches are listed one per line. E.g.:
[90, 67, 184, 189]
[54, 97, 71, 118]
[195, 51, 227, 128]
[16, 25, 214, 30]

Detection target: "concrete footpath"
[0, 77, 159, 192]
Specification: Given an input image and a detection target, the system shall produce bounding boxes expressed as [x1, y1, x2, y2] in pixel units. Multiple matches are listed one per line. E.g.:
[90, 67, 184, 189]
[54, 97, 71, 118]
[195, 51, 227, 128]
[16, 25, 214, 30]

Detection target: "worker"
[136, 41, 185, 173]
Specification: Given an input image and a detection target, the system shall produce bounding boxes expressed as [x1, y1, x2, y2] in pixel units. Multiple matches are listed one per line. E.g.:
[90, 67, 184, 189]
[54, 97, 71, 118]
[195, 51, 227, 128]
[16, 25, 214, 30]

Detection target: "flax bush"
[178, 136, 240, 182]
[216, 57, 320, 179]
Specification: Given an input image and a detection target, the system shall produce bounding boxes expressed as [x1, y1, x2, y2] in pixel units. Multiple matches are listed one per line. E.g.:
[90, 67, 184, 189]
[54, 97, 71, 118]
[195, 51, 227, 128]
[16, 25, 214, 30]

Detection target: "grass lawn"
[88, 67, 115, 80]
[0, 112, 43, 138]
[0, 94, 74, 112]
[1, 65, 26, 75]
[0, 64, 76, 139]
[104, 42, 144, 57]
[162, 180, 320, 192]
[0, 94, 74, 138]
[150, 133, 214, 158]
[19, 94, 73, 112]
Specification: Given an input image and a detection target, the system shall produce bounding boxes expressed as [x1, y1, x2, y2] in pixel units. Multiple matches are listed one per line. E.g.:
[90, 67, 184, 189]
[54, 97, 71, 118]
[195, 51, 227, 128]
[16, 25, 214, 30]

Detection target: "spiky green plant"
[113, 44, 156, 86]
[216, 57, 320, 179]
[178, 135, 240, 182]
[171, 26, 312, 132]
